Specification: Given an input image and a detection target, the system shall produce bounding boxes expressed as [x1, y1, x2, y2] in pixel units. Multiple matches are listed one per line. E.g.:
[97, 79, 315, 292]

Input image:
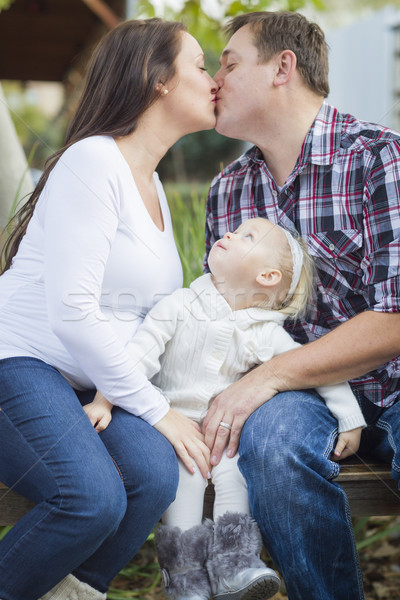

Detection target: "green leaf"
[0, 0, 15, 12]
[0, 525, 12, 541]
[357, 520, 400, 551]
[135, 0, 156, 18]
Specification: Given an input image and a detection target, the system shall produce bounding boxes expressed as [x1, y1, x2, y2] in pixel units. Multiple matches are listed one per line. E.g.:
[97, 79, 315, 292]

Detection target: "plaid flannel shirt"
[204, 103, 400, 407]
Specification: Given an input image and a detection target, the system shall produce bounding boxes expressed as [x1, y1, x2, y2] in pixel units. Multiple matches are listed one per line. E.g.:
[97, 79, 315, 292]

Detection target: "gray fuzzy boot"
[155, 521, 213, 600]
[39, 574, 106, 600]
[206, 512, 280, 600]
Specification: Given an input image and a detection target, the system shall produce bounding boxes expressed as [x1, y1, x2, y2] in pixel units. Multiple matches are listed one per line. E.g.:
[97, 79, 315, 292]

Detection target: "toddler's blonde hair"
[255, 219, 315, 320]
[277, 235, 315, 319]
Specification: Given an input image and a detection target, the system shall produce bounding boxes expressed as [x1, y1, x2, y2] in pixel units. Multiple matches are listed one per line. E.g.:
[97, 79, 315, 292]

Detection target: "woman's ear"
[273, 50, 297, 87]
[156, 82, 169, 96]
[256, 268, 282, 288]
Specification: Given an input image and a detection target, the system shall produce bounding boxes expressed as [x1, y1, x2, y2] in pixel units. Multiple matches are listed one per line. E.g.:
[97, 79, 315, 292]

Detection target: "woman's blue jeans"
[238, 390, 400, 600]
[0, 357, 179, 600]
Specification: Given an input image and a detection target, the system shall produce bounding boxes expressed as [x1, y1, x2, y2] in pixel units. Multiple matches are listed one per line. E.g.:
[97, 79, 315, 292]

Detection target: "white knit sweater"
[128, 274, 366, 432]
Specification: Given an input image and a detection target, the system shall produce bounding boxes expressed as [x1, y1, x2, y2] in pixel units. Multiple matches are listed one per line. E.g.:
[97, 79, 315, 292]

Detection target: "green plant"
[166, 182, 209, 286]
[0, 0, 15, 11]
[108, 533, 162, 599]
[354, 516, 400, 551]
[0, 525, 12, 541]
[0, 142, 39, 272]
[7, 141, 38, 223]
[136, 0, 327, 53]
[4, 86, 67, 171]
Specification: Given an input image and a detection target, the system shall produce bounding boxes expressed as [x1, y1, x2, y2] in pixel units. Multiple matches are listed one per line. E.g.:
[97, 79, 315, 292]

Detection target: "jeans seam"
[323, 427, 340, 480]
[343, 495, 365, 599]
[375, 420, 400, 473]
[110, 456, 125, 484]
[0, 504, 58, 568]
[0, 405, 64, 503]
[325, 429, 364, 595]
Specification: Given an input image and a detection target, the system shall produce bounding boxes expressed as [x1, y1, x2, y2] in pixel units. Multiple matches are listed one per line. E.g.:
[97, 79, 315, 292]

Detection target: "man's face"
[213, 25, 276, 141]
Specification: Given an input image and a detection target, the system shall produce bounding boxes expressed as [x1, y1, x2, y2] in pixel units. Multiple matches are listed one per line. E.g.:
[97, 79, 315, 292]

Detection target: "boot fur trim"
[155, 522, 213, 600]
[207, 512, 266, 584]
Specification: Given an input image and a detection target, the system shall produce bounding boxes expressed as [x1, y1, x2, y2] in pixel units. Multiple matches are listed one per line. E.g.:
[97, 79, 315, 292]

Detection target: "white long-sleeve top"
[0, 136, 182, 425]
[128, 273, 367, 432]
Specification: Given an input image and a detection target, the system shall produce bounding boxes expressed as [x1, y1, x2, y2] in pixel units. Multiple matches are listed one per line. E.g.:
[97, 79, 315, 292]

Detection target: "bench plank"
[203, 457, 400, 519]
[0, 482, 35, 526]
[335, 457, 400, 516]
[1, 458, 399, 526]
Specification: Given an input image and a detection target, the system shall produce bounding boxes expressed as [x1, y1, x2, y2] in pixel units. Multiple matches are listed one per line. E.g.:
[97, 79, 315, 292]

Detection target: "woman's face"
[164, 32, 217, 134]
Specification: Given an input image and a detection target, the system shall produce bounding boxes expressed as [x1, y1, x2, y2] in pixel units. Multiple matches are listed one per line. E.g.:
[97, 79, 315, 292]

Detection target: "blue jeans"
[238, 390, 400, 600]
[0, 357, 178, 600]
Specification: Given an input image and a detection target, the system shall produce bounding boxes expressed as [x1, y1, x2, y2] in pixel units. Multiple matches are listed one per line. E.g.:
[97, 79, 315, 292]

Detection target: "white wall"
[326, 6, 398, 129]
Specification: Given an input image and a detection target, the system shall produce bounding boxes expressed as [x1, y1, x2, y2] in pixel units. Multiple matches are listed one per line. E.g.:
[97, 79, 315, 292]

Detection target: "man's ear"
[273, 50, 297, 87]
[256, 268, 282, 288]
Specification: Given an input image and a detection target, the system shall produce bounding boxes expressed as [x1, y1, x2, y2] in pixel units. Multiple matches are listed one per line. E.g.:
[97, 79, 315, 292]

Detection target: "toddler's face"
[208, 218, 283, 290]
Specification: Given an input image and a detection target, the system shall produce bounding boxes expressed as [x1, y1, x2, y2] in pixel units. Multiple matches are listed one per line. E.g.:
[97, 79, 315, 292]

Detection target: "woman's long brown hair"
[1, 18, 186, 273]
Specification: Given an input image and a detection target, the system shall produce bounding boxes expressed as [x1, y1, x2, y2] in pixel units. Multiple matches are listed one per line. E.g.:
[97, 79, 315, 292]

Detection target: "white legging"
[162, 451, 250, 531]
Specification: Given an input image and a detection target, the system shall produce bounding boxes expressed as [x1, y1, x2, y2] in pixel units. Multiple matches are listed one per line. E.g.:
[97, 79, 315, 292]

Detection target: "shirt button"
[272, 190, 278, 197]
[329, 243, 335, 251]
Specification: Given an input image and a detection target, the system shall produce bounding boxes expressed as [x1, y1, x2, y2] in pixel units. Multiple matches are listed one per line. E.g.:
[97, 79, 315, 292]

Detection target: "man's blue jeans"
[238, 390, 400, 600]
[0, 357, 179, 600]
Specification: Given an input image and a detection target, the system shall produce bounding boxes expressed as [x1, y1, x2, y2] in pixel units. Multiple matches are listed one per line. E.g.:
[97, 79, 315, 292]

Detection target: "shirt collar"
[246, 102, 343, 172]
[303, 102, 343, 166]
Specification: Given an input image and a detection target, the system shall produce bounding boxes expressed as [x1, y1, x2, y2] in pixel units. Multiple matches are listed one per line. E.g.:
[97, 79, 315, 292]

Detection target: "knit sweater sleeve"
[126, 289, 185, 379]
[264, 324, 367, 433]
[43, 139, 169, 426]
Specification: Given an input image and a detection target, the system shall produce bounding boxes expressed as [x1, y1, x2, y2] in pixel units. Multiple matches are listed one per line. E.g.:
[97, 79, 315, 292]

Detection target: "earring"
[163, 89, 168, 95]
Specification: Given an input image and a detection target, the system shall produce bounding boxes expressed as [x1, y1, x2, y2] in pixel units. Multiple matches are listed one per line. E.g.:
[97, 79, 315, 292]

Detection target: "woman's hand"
[153, 408, 211, 479]
[83, 392, 113, 433]
[332, 427, 363, 461]
[202, 365, 279, 467]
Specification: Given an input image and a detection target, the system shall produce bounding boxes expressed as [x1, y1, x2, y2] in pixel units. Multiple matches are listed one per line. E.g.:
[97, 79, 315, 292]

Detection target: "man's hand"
[332, 427, 363, 461]
[202, 365, 280, 466]
[154, 408, 211, 479]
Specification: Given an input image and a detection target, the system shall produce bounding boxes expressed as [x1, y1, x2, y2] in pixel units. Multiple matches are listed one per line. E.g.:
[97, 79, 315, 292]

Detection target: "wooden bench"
[203, 456, 400, 519]
[337, 456, 400, 516]
[1, 456, 399, 527]
[0, 482, 35, 526]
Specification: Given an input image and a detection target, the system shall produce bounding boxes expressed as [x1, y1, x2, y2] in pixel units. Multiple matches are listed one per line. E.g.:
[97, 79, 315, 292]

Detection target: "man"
[202, 11, 400, 599]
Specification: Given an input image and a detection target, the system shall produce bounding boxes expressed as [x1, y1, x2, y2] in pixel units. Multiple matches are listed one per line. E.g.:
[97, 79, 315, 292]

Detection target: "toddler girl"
[85, 217, 366, 600]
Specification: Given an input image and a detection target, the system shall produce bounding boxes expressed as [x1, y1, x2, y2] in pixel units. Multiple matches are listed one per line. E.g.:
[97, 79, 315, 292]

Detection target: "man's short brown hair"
[226, 11, 329, 98]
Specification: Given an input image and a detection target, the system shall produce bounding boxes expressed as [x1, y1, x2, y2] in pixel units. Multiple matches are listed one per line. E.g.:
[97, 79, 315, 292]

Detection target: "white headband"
[282, 229, 304, 298]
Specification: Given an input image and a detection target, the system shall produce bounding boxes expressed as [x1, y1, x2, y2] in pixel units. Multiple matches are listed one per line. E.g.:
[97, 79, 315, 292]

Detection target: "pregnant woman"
[0, 18, 216, 600]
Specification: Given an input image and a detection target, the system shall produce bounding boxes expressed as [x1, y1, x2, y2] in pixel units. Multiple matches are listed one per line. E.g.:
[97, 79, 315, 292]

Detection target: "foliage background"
[1, 0, 326, 180]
